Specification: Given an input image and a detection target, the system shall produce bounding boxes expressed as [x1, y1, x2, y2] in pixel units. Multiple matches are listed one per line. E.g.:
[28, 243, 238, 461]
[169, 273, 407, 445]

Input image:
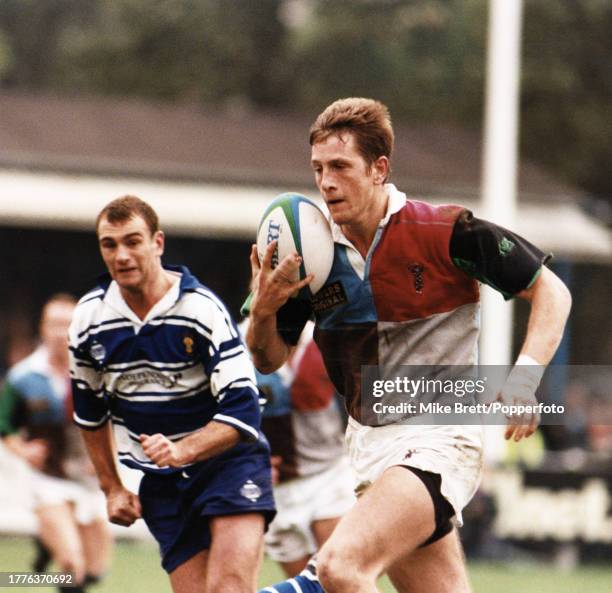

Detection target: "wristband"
[505, 356, 545, 399]
[516, 354, 542, 366]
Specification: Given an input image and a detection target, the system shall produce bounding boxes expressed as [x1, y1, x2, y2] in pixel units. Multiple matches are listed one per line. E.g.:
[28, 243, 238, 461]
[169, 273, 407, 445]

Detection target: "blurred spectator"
[0, 294, 112, 593]
[241, 320, 355, 576]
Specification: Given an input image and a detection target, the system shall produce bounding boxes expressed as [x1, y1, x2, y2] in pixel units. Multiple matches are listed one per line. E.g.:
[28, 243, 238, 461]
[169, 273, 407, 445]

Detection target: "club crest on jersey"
[403, 448, 418, 460]
[240, 479, 262, 502]
[183, 335, 194, 355]
[409, 263, 424, 294]
[89, 341, 106, 361]
[498, 237, 515, 257]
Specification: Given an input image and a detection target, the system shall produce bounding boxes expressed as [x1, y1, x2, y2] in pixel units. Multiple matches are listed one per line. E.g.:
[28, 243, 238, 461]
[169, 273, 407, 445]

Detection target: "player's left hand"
[497, 365, 542, 442]
[140, 433, 187, 467]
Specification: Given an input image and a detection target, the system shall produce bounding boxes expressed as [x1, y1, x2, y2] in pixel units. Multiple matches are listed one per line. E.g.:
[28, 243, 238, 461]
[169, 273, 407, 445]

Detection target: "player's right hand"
[249, 242, 313, 318]
[106, 486, 142, 527]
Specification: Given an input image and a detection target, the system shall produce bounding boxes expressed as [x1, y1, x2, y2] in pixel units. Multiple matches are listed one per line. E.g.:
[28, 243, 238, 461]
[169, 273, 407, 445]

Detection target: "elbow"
[560, 283, 572, 319]
[247, 341, 288, 374]
[534, 267, 572, 321]
[553, 275, 572, 322]
[253, 358, 282, 375]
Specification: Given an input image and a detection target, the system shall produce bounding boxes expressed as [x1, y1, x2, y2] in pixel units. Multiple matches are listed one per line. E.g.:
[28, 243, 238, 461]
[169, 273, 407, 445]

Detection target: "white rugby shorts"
[264, 456, 356, 562]
[31, 471, 107, 525]
[345, 417, 483, 526]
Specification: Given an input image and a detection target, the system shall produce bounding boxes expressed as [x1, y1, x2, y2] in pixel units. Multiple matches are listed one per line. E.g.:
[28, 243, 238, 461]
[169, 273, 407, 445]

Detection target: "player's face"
[97, 215, 164, 293]
[311, 132, 385, 227]
[40, 301, 74, 357]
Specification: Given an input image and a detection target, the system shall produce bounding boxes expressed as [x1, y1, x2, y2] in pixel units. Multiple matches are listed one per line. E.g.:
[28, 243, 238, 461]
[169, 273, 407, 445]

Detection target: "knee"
[55, 550, 85, 583]
[206, 573, 251, 593]
[318, 546, 371, 593]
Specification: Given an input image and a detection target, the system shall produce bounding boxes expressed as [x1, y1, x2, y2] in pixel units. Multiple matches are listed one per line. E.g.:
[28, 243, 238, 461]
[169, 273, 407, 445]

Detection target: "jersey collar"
[327, 183, 408, 246]
[98, 264, 199, 324]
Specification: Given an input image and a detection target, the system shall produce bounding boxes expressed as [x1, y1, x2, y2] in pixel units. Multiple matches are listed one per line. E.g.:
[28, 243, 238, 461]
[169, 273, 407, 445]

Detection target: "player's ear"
[373, 156, 389, 185]
[154, 230, 165, 255]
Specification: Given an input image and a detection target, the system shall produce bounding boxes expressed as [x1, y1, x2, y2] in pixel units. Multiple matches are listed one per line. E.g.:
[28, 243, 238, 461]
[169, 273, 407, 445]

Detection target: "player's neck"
[120, 269, 176, 320]
[341, 187, 388, 259]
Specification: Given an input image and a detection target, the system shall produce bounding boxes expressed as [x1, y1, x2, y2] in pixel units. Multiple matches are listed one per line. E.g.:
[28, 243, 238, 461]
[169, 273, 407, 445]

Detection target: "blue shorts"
[139, 448, 276, 573]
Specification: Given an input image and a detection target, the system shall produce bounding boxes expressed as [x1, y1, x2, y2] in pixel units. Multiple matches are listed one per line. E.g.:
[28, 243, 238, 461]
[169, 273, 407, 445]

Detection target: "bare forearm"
[517, 267, 572, 364]
[80, 423, 123, 494]
[176, 421, 240, 464]
[245, 241, 305, 372]
[246, 312, 291, 373]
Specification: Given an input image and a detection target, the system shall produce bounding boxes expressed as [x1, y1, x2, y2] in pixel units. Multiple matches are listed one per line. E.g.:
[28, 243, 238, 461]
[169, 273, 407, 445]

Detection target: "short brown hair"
[309, 98, 394, 173]
[96, 195, 159, 236]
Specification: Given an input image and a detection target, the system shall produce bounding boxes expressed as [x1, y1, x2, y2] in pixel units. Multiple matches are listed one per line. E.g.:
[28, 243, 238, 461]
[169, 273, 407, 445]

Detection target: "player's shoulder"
[398, 199, 467, 226]
[168, 267, 238, 336]
[74, 275, 112, 312]
[6, 348, 46, 386]
[73, 287, 105, 317]
[180, 280, 232, 319]
[70, 278, 113, 342]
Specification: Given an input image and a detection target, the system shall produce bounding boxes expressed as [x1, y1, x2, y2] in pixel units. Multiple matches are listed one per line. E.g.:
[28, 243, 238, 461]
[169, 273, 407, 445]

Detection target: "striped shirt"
[69, 265, 264, 474]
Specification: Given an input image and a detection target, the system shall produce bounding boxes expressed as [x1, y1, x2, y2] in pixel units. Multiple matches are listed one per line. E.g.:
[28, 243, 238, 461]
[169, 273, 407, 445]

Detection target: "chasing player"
[247, 98, 572, 593]
[245, 321, 355, 576]
[0, 294, 112, 592]
[69, 196, 275, 593]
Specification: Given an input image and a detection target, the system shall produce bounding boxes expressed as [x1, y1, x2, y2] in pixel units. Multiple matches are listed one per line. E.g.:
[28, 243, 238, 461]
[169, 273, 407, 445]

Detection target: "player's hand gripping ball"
[256, 193, 334, 298]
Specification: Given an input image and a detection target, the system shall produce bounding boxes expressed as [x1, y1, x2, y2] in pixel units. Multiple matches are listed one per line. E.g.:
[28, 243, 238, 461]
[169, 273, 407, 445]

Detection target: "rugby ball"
[257, 193, 334, 297]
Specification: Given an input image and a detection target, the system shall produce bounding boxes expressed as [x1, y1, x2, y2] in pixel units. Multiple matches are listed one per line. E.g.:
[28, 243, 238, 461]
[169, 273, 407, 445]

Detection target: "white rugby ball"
[257, 193, 334, 297]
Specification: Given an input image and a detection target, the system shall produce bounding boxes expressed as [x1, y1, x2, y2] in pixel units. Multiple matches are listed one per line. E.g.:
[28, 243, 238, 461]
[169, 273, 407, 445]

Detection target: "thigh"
[37, 503, 82, 557]
[169, 549, 209, 593]
[319, 465, 436, 577]
[279, 557, 311, 578]
[387, 529, 472, 593]
[312, 516, 341, 548]
[206, 514, 265, 593]
[36, 503, 85, 582]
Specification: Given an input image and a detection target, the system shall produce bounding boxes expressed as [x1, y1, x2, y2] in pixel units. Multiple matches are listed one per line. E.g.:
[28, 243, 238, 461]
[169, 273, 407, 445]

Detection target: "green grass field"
[0, 536, 609, 593]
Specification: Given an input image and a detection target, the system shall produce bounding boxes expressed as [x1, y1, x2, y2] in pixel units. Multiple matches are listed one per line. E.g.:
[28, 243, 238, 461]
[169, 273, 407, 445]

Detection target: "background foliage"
[0, 0, 610, 207]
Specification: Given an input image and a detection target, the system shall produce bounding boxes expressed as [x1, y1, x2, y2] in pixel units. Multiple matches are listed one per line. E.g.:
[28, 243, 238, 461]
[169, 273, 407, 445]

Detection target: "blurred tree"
[288, 0, 486, 123]
[521, 0, 612, 200]
[0, 29, 14, 80]
[55, 0, 289, 107]
[0, 0, 610, 205]
[0, 0, 96, 88]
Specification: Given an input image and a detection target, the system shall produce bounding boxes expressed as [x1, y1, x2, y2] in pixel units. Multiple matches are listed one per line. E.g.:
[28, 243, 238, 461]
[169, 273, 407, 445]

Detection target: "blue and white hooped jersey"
[69, 265, 265, 474]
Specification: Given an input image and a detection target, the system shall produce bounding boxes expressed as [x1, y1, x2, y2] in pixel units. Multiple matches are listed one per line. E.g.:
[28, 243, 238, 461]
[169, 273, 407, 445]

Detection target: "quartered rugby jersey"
[277, 184, 550, 422]
[69, 265, 265, 474]
[256, 328, 345, 482]
[0, 347, 72, 477]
